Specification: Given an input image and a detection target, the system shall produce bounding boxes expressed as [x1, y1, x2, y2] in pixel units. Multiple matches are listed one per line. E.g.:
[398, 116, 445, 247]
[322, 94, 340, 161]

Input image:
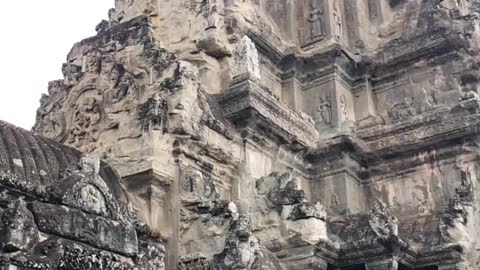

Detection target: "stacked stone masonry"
[1, 0, 480, 269]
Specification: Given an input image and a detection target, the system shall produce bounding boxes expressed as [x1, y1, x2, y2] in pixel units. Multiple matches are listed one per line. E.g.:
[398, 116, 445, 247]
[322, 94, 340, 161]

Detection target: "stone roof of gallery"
[0, 120, 81, 187]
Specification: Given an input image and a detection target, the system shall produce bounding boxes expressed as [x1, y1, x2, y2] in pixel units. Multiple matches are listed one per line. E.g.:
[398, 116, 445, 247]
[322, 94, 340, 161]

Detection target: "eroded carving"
[332, 2, 343, 42]
[59, 245, 132, 270]
[76, 184, 109, 216]
[213, 214, 262, 270]
[339, 94, 348, 123]
[178, 256, 211, 270]
[314, 95, 332, 129]
[369, 199, 398, 241]
[139, 93, 167, 130]
[1, 199, 39, 253]
[137, 240, 166, 270]
[440, 169, 475, 246]
[307, 0, 324, 43]
[387, 97, 416, 122]
[232, 36, 261, 79]
[22, 1, 480, 269]
[69, 96, 102, 148]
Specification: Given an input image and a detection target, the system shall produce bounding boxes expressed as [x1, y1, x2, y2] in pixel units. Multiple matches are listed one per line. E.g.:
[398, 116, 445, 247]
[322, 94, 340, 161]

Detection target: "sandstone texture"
[2, 0, 480, 269]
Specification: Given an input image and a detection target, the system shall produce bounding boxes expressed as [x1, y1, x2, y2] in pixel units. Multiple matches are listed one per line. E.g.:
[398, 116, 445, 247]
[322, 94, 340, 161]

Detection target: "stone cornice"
[248, 31, 286, 65]
[219, 73, 319, 147]
[307, 103, 480, 162]
[370, 31, 469, 84]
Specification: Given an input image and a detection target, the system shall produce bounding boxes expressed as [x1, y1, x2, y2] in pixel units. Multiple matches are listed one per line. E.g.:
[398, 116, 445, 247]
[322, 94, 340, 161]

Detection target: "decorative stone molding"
[219, 74, 318, 146]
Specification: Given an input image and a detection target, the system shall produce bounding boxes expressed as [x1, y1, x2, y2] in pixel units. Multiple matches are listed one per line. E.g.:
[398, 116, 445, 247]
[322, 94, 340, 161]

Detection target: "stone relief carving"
[457, 167, 474, 201]
[306, 0, 325, 43]
[410, 184, 429, 215]
[96, 20, 109, 33]
[114, 71, 138, 103]
[69, 95, 102, 148]
[459, 74, 480, 101]
[144, 0, 157, 16]
[328, 215, 378, 247]
[137, 240, 166, 270]
[398, 216, 442, 246]
[248, 10, 283, 50]
[339, 94, 348, 123]
[199, 175, 220, 212]
[23, 1, 480, 269]
[76, 184, 109, 216]
[62, 63, 82, 85]
[213, 214, 262, 270]
[387, 97, 416, 122]
[232, 36, 261, 79]
[59, 245, 132, 270]
[369, 199, 398, 241]
[206, 6, 218, 30]
[190, 0, 209, 16]
[256, 172, 327, 244]
[35, 81, 68, 141]
[261, 173, 307, 208]
[182, 170, 220, 212]
[82, 52, 102, 74]
[139, 93, 168, 130]
[205, 0, 222, 31]
[184, 171, 203, 194]
[439, 168, 475, 247]
[314, 95, 332, 129]
[332, 1, 343, 42]
[1, 199, 39, 253]
[288, 202, 326, 221]
[421, 87, 439, 110]
[329, 194, 340, 210]
[80, 156, 101, 174]
[52, 157, 138, 224]
[178, 256, 211, 270]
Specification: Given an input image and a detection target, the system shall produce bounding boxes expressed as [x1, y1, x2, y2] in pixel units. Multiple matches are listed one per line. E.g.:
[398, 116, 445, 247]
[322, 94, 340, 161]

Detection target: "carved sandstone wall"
[26, 0, 480, 269]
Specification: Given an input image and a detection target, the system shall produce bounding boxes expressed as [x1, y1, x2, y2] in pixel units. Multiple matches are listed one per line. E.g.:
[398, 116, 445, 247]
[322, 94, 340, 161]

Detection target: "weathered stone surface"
[29, 202, 138, 256]
[1, 199, 38, 253]
[0, 120, 81, 194]
[59, 245, 133, 270]
[3, 0, 480, 269]
[0, 121, 165, 269]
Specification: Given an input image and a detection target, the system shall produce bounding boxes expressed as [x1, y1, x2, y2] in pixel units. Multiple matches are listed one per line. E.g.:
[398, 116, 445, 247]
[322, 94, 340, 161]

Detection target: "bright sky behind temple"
[0, 1, 114, 130]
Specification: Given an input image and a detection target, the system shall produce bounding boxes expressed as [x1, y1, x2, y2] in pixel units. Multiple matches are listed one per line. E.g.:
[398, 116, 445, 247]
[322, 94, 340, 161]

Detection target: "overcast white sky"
[0, 1, 114, 130]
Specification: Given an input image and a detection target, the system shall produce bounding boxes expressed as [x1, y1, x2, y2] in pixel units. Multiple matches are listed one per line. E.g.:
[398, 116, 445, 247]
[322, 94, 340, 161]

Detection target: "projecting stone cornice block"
[30, 202, 139, 256]
[219, 73, 319, 147]
[306, 100, 480, 163]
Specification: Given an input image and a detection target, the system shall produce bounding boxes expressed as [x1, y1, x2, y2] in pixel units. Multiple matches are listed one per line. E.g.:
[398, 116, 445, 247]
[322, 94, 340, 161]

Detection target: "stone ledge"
[219, 74, 319, 147]
[308, 103, 480, 163]
[29, 202, 138, 257]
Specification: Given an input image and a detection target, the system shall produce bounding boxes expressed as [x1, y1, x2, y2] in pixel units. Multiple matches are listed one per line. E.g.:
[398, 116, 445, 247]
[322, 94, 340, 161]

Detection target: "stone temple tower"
[2, 0, 480, 269]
